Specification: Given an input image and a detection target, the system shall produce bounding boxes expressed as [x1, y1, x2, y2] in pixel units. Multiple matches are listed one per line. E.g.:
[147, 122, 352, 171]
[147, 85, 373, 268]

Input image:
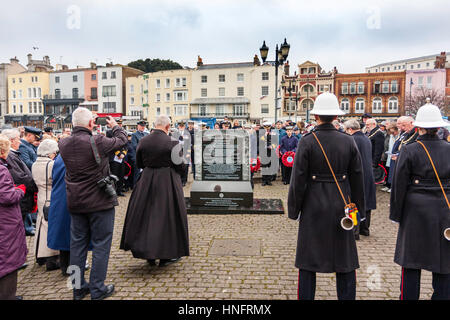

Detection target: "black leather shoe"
[267, 181, 272, 186]
[261, 182, 267, 186]
[283, 181, 288, 185]
[25, 230, 35, 236]
[46, 259, 60, 271]
[73, 287, 90, 300]
[159, 258, 181, 267]
[147, 259, 156, 266]
[359, 230, 370, 236]
[355, 234, 360, 241]
[117, 192, 125, 197]
[18, 263, 28, 271]
[92, 284, 115, 300]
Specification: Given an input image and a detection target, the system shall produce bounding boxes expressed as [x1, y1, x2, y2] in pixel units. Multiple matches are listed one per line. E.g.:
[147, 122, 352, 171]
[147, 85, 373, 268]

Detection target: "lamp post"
[259, 38, 290, 124]
[408, 77, 414, 116]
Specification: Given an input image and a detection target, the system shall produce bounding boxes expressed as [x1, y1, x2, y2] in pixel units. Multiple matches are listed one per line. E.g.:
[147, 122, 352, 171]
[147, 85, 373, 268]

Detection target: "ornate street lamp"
[259, 38, 290, 123]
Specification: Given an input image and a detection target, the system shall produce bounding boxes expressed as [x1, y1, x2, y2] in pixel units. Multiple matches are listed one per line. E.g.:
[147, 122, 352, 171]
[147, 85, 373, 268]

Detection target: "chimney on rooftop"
[197, 55, 203, 67]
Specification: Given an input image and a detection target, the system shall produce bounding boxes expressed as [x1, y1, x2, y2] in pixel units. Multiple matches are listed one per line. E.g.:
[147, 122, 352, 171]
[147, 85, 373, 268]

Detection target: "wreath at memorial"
[124, 161, 132, 177]
[282, 151, 295, 168]
[250, 157, 261, 173]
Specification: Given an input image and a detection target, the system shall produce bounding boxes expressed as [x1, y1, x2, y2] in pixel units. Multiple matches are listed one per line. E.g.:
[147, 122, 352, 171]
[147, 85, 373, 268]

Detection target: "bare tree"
[405, 86, 447, 116]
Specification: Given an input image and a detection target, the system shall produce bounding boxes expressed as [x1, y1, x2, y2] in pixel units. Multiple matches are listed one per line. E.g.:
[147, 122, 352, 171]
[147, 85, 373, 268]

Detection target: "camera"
[95, 117, 108, 126]
[97, 175, 119, 198]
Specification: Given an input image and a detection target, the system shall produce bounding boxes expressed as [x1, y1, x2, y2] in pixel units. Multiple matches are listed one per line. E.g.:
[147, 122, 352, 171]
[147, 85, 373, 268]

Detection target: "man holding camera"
[58, 107, 127, 300]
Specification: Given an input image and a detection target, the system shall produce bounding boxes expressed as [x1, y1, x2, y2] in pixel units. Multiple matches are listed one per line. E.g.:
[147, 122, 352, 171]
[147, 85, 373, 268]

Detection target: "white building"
[366, 51, 449, 73]
[190, 58, 282, 125]
[0, 58, 26, 126]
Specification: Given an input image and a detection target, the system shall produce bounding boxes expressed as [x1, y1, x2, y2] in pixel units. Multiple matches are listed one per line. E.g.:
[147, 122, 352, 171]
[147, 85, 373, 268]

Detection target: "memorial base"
[186, 198, 284, 215]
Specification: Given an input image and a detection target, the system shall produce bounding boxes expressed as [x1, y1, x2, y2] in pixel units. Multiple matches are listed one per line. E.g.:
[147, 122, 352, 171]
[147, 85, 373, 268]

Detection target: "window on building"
[216, 104, 225, 116]
[19, 104, 23, 113]
[38, 102, 42, 114]
[72, 88, 79, 98]
[174, 104, 188, 116]
[38, 88, 41, 98]
[340, 98, 350, 112]
[55, 89, 61, 98]
[219, 87, 225, 97]
[12, 90, 16, 99]
[237, 73, 244, 82]
[102, 72, 107, 79]
[382, 81, 390, 93]
[418, 76, 424, 88]
[261, 86, 269, 96]
[233, 104, 245, 116]
[156, 93, 161, 102]
[237, 87, 244, 96]
[394, 66, 397, 70]
[33, 88, 37, 98]
[372, 98, 382, 113]
[411, 65, 414, 69]
[28, 102, 32, 113]
[303, 84, 314, 93]
[387, 67, 390, 71]
[33, 102, 37, 114]
[130, 84, 134, 93]
[176, 78, 181, 87]
[166, 107, 170, 115]
[426, 62, 430, 67]
[12, 78, 15, 84]
[427, 76, 432, 89]
[175, 91, 187, 101]
[219, 74, 225, 82]
[201, 75, 207, 83]
[141, 96, 144, 105]
[156, 79, 161, 88]
[55, 76, 60, 83]
[201, 88, 207, 97]
[165, 78, 170, 88]
[391, 80, 398, 93]
[199, 104, 207, 116]
[156, 107, 161, 116]
[375, 69, 378, 72]
[382, 68, 385, 72]
[388, 97, 398, 113]
[91, 87, 97, 99]
[13, 104, 16, 113]
[103, 102, 116, 113]
[261, 104, 269, 114]
[102, 85, 116, 97]
[130, 97, 135, 105]
[182, 78, 186, 87]
[73, 75, 78, 82]
[341, 83, 348, 94]
[166, 93, 170, 101]
[91, 74, 96, 80]
[417, 64, 420, 69]
[354, 98, 365, 113]
[302, 99, 313, 111]
[111, 71, 116, 79]
[262, 72, 269, 81]
[140, 84, 143, 94]
[357, 82, 364, 94]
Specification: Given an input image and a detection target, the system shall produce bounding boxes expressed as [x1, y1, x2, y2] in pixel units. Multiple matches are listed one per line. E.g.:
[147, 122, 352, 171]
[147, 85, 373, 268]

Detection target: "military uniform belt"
[310, 173, 348, 183]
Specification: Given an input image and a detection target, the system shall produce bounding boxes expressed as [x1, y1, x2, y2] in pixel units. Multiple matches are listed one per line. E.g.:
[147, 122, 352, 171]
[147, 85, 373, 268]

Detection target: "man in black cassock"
[120, 115, 189, 267]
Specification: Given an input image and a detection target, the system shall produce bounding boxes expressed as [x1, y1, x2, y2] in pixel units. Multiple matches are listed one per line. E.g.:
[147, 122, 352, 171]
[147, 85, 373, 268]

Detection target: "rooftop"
[368, 52, 449, 68]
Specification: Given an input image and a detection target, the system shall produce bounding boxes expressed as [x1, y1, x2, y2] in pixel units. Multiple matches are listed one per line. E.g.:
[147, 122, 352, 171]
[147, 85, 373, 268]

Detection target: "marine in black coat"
[288, 123, 365, 273]
[120, 128, 189, 264]
[368, 126, 385, 167]
[390, 132, 450, 299]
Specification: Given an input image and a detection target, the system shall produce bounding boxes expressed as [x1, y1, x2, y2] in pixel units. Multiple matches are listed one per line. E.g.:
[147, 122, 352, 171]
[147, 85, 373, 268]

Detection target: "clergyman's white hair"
[365, 118, 377, 126]
[343, 118, 361, 130]
[1, 128, 20, 140]
[72, 107, 93, 127]
[37, 139, 59, 157]
[154, 115, 171, 127]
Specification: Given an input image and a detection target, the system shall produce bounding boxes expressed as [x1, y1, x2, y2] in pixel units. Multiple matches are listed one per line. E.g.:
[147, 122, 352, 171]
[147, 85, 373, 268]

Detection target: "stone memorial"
[187, 129, 284, 215]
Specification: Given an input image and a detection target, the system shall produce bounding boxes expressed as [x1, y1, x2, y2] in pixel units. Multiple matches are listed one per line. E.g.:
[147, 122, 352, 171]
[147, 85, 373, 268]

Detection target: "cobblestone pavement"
[17, 175, 434, 300]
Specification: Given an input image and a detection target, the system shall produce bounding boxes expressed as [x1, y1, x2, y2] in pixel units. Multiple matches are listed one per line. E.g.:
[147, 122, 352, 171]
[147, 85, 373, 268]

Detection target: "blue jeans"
[69, 208, 115, 299]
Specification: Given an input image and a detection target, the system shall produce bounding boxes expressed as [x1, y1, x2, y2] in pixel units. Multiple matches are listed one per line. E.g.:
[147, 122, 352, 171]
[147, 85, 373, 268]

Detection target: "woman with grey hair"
[31, 139, 60, 271]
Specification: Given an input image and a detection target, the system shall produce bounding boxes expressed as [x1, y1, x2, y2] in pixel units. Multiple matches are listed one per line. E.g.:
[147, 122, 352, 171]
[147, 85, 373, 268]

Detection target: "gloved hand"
[15, 184, 26, 194]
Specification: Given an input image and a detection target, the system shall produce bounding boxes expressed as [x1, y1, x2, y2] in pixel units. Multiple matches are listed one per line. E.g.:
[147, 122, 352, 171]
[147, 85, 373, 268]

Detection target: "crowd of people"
[0, 88, 449, 300]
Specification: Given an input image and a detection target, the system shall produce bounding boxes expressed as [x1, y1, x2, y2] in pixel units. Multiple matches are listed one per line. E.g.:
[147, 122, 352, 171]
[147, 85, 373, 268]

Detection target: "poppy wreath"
[250, 157, 261, 173]
[282, 151, 295, 168]
[124, 161, 132, 177]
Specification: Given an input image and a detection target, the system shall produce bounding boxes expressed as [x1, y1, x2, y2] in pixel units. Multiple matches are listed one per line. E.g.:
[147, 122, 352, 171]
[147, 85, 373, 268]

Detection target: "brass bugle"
[341, 215, 355, 231]
[444, 228, 450, 241]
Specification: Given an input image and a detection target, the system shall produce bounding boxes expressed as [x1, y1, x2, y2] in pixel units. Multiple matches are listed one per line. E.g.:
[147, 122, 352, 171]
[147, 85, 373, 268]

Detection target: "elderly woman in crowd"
[31, 139, 60, 271]
[0, 134, 27, 300]
[2, 128, 38, 236]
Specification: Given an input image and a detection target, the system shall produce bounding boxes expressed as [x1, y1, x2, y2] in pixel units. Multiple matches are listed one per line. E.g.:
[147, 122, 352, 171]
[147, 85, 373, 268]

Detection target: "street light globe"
[259, 41, 269, 62]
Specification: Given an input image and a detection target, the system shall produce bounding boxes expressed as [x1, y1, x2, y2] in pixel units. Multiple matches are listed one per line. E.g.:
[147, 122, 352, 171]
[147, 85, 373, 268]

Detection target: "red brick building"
[334, 71, 406, 119]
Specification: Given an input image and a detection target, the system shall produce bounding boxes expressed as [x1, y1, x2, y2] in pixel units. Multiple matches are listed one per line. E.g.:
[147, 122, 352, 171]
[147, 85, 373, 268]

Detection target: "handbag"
[312, 132, 359, 230]
[42, 160, 51, 221]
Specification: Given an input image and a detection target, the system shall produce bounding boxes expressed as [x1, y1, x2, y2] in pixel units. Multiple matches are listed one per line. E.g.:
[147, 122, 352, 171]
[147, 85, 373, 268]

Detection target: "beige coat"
[32, 157, 59, 259]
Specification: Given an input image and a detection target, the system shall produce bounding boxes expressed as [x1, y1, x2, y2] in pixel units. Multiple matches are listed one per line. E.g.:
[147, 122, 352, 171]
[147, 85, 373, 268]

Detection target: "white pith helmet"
[413, 98, 447, 128]
[309, 86, 345, 116]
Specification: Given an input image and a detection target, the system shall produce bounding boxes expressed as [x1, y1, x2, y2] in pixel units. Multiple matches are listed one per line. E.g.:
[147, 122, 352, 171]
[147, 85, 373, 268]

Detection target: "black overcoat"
[352, 131, 376, 211]
[120, 129, 189, 260]
[368, 126, 385, 166]
[390, 134, 450, 274]
[288, 123, 365, 273]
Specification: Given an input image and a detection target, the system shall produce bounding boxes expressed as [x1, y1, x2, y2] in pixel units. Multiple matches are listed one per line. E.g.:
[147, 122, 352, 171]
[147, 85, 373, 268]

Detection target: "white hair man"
[58, 107, 127, 300]
[343, 118, 377, 238]
[120, 114, 190, 268]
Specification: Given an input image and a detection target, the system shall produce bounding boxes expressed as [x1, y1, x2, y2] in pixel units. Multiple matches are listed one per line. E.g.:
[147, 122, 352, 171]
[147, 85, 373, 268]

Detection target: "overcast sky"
[1, 0, 449, 73]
